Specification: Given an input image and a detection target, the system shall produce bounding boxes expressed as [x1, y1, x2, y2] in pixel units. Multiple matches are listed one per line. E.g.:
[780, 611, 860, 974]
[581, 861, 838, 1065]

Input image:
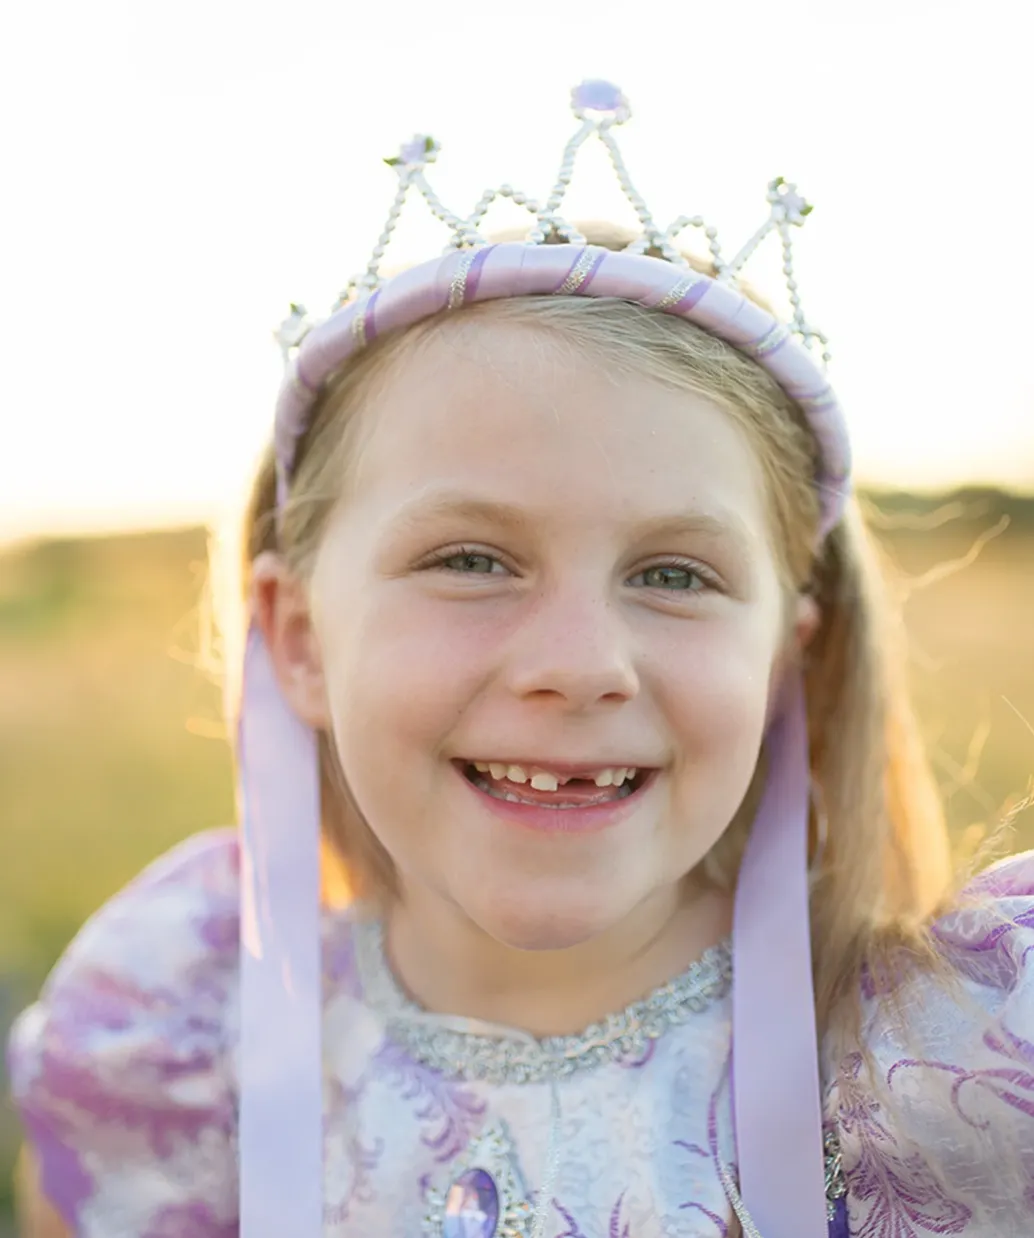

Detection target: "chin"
[459, 881, 635, 953]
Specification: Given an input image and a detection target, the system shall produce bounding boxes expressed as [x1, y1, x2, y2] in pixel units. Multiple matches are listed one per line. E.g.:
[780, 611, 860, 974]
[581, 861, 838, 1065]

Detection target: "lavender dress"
[8, 829, 1034, 1236]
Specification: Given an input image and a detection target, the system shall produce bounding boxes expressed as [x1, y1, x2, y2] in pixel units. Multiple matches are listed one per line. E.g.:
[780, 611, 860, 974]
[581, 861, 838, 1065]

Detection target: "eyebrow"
[386, 491, 756, 552]
[389, 495, 535, 535]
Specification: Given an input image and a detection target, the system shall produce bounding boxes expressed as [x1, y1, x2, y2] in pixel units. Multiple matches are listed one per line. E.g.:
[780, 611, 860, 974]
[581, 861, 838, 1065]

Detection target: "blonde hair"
[238, 232, 958, 1057]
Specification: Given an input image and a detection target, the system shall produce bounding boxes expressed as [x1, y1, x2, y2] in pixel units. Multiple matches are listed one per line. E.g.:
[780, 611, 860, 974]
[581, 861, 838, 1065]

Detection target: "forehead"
[347, 315, 770, 536]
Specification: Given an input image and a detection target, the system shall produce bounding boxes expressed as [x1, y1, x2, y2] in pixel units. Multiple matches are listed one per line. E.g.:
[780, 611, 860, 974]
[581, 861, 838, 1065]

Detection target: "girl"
[9, 82, 1034, 1238]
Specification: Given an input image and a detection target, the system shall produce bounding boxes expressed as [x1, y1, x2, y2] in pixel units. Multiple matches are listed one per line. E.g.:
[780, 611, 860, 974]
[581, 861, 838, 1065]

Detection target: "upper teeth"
[472, 763, 638, 791]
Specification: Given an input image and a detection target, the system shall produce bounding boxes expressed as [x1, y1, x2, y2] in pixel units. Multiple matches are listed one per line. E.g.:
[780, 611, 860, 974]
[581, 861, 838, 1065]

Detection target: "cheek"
[653, 617, 776, 769]
[316, 591, 493, 782]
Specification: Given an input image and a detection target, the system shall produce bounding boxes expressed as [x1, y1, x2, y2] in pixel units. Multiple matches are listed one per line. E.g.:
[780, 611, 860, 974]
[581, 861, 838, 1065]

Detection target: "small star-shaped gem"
[384, 134, 440, 169]
[274, 303, 311, 352]
[768, 176, 813, 224]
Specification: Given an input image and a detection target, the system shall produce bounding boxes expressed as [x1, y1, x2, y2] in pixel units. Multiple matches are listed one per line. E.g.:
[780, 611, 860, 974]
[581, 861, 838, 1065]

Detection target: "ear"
[765, 591, 822, 727]
[791, 591, 821, 658]
[250, 551, 331, 730]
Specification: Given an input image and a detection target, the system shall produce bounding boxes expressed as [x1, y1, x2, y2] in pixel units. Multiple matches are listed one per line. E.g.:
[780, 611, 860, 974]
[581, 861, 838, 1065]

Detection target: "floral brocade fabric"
[8, 829, 1034, 1236]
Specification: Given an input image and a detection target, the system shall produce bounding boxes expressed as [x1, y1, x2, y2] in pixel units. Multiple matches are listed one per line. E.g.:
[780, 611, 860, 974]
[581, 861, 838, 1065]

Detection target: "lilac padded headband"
[274, 242, 850, 538]
[240, 250, 851, 1237]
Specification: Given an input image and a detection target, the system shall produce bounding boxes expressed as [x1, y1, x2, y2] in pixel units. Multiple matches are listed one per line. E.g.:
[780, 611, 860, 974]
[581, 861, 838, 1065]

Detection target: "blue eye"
[432, 550, 504, 575]
[630, 563, 708, 591]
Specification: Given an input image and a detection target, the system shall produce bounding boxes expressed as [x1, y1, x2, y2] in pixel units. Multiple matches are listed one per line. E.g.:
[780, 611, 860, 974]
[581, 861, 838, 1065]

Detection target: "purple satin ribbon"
[238, 627, 324, 1235]
[733, 676, 827, 1236]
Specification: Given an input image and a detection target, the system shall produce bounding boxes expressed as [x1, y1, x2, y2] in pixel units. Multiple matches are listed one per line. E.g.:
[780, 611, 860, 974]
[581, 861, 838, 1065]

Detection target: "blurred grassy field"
[1, 489, 1033, 1228]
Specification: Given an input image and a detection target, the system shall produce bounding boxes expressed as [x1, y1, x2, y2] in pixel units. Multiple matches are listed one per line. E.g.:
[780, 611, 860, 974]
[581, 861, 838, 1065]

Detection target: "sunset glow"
[3, 1, 1031, 543]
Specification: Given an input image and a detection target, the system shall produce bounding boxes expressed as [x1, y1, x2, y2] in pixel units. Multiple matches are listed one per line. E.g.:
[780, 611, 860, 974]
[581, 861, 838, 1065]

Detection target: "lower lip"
[455, 765, 657, 834]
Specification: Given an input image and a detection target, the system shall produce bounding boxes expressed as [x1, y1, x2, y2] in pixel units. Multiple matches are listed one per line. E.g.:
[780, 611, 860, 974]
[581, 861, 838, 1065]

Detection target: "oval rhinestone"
[572, 79, 625, 114]
[442, 1168, 500, 1238]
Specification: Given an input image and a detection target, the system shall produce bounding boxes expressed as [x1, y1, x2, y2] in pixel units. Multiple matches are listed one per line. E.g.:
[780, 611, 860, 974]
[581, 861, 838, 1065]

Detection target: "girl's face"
[306, 317, 801, 950]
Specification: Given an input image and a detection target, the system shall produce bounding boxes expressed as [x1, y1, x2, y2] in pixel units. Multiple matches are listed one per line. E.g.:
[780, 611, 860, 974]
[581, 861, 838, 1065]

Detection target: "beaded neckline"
[352, 918, 733, 1086]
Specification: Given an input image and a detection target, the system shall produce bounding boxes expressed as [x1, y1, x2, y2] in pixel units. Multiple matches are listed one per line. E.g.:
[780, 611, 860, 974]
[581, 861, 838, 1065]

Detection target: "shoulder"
[858, 849, 1034, 1023]
[7, 828, 241, 1234]
[831, 851, 1034, 1234]
[15, 827, 242, 1054]
[931, 849, 1034, 986]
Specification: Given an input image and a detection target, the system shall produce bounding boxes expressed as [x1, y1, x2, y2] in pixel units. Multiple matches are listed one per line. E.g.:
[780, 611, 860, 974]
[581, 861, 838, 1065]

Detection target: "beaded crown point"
[273, 81, 830, 365]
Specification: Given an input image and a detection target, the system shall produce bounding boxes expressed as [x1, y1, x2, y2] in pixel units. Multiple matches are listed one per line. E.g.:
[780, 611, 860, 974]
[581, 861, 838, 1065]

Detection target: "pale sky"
[2, 0, 1032, 543]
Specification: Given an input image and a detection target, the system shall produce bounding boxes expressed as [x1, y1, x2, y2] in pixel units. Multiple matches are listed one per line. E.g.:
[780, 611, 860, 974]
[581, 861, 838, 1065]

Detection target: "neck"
[384, 878, 733, 1037]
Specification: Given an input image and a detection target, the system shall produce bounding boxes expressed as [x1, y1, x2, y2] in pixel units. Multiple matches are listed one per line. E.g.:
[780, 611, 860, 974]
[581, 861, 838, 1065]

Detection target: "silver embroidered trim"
[447, 249, 479, 310]
[745, 322, 791, 359]
[717, 1125, 847, 1235]
[353, 918, 732, 1086]
[795, 387, 837, 412]
[351, 297, 370, 348]
[529, 1081, 562, 1238]
[654, 274, 702, 310]
[553, 246, 598, 295]
[824, 1125, 847, 1219]
[718, 1161, 765, 1238]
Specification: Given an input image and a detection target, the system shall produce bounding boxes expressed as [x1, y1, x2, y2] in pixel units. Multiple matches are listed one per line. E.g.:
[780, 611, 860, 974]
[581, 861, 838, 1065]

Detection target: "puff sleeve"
[833, 850, 1034, 1236]
[7, 829, 242, 1237]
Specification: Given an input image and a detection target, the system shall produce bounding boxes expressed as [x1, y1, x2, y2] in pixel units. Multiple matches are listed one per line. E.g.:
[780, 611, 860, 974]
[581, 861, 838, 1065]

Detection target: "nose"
[505, 574, 640, 711]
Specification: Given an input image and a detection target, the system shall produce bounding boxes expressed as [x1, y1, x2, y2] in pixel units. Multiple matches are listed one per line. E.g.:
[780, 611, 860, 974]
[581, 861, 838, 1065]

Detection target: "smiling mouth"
[459, 761, 651, 809]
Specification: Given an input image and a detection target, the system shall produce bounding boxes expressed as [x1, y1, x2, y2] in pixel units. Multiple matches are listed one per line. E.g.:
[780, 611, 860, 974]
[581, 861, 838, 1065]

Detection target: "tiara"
[274, 80, 830, 367]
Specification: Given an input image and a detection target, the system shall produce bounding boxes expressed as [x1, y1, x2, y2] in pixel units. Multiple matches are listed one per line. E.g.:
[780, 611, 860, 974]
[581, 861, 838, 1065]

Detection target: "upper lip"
[455, 758, 657, 776]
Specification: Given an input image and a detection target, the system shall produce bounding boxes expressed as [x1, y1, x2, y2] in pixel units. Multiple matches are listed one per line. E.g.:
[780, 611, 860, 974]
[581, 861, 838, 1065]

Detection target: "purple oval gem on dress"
[442, 1168, 500, 1238]
[572, 79, 626, 114]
